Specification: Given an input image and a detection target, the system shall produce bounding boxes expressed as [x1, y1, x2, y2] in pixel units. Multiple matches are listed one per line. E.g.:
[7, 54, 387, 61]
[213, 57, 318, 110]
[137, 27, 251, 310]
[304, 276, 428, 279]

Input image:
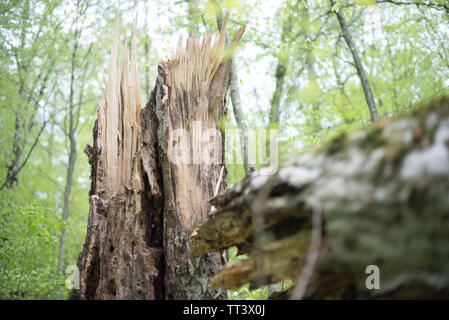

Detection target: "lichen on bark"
[191, 96, 449, 299]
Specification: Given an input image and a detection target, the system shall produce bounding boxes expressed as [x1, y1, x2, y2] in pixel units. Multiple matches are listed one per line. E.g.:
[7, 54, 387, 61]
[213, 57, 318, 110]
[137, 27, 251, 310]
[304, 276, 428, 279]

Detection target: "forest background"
[0, 0, 448, 299]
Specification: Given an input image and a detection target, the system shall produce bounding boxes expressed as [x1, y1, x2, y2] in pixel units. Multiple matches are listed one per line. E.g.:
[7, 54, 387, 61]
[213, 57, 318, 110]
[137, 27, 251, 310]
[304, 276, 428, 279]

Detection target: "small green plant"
[0, 193, 63, 299]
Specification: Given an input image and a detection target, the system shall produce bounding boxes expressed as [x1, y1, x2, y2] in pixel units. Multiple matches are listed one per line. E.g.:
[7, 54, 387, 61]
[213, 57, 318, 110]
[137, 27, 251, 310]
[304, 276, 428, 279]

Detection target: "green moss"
[317, 132, 348, 156]
[358, 125, 386, 151]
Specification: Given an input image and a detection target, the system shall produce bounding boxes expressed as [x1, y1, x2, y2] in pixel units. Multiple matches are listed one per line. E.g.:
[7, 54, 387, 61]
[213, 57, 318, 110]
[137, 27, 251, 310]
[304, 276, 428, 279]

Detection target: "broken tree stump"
[78, 14, 244, 299]
[191, 96, 449, 299]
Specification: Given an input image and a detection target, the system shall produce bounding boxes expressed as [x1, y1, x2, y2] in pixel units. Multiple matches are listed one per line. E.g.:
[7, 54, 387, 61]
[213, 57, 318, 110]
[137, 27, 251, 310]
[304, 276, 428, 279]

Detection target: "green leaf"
[355, 0, 377, 5]
[332, 3, 340, 12]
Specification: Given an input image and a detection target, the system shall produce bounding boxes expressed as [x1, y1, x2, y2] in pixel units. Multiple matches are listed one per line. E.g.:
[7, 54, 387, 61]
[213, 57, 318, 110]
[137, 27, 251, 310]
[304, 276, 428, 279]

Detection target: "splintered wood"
[79, 12, 245, 299]
[79, 14, 164, 300]
[167, 14, 244, 124]
[168, 14, 244, 95]
[159, 14, 245, 231]
[146, 14, 245, 299]
[99, 18, 142, 197]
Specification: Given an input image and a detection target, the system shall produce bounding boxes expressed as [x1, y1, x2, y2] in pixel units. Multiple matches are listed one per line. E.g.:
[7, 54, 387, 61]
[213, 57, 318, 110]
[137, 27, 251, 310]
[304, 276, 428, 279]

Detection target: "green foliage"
[261, 0, 449, 162]
[0, 0, 448, 300]
[227, 246, 269, 299]
[0, 0, 108, 299]
[227, 246, 295, 299]
[0, 191, 62, 299]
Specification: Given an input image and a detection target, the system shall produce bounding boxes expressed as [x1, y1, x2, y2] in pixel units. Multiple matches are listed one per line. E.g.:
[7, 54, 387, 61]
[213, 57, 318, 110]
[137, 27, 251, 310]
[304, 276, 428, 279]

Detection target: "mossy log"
[191, 96, 449, 299]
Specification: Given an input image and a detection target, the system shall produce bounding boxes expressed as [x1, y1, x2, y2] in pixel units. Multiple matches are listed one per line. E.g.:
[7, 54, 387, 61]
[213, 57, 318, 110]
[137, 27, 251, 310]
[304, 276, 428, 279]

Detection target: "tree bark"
[301, 1, 323, 136]
[269, 11, 293, 126]
[215, 4, 254, 175]
[78, 15, 244, 299]
[56, 28, 79, 299]
[330, 0, 379, 122]
[56, 132, 76, 297]
[5, 117, 24, 188]
[57, 0, 93, 298]
[191, 96, 449, 299]
[144, 7, 151, 102]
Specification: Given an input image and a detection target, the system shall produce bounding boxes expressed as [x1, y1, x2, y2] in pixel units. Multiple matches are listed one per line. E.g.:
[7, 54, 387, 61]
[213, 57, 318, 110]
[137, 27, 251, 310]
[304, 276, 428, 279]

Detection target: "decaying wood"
[191, 96, 449, 299]
[78, 16, 163, 299]
[149, 14, 245, 299]
[78, 13, 245, 299]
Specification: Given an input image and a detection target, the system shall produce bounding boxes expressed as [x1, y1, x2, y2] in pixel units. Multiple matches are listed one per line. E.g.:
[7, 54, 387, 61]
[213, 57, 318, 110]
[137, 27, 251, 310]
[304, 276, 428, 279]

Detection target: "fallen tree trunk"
[78, 14, 244, 299]
[191, 96, 449, 299]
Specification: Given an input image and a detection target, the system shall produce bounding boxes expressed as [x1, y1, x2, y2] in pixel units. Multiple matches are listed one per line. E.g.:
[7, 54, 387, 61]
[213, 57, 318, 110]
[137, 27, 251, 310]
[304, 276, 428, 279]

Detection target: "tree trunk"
[56, 136, 76, 297]
[215, 3, 254, 176]
[78, 15, 244, 299]
[56, 35, 79, 298]
[57, 1, 92, 297]
[2, 0, 57, 190]
[330, 0, 379, 122]
[191, 96, 449, 299]
[144, 8, 151, 102]
[269, 9, 293, 126]
[5, 117, 24, 188]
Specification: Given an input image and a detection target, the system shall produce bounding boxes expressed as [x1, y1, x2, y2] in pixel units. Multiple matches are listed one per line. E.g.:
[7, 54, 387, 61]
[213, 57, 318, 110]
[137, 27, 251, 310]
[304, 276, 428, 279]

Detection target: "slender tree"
[56, 0, 93, 298]
[330, 0, 379, 121]
[0, 0, 62, 189]
[268, 3, 294, 126]
[213, 1, 254, 175]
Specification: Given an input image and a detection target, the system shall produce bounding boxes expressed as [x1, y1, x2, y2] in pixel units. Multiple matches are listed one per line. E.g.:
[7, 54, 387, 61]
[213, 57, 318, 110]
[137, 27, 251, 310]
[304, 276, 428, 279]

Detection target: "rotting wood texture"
[78, 13, 245, 299]
[191, 96, 449, 299]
